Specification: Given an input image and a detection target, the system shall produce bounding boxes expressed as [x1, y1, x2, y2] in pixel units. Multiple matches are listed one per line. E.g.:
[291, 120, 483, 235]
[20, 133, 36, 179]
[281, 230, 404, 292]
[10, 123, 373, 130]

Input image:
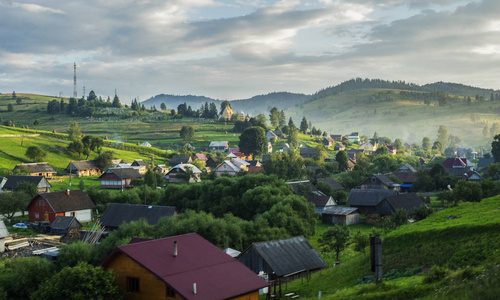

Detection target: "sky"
[1, 0, 499, 103]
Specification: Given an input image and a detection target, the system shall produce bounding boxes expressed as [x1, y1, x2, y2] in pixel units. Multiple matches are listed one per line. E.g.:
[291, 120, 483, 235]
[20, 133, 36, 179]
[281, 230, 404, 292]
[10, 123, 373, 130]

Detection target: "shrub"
[423, 265, 447, 283]
[413, 205, 434, 221]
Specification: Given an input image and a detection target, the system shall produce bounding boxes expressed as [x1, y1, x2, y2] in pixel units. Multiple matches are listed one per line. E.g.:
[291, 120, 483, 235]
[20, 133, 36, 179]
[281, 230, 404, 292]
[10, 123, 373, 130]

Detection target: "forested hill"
[310, 78, 499, 102]
[141, 92, 311, 115]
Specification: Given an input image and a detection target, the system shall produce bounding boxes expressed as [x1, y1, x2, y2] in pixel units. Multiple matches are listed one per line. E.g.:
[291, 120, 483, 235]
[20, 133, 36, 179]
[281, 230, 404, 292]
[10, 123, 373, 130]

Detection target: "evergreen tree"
[300, 117, 308, 134]
[112, 95, 121, 108]
[437, 125, 448, 148]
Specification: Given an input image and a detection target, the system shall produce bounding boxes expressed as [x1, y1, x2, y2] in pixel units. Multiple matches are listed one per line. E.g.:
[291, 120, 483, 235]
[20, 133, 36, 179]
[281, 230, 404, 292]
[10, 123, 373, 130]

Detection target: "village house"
[442, 157, 474, 176]
[65, 160, 101, 177]
[334, 142, 345, 151]
[372, 193, 426, 216]
[140, 141, 152, 147]
[388, 164, 418, 192]
[321, 206, 360, 225]
[205, 156, 218, 169]
[26, 190, 95, 223]
[153, 164, 169, 174]
[191, 153, 207, 162]
[462, 170, 482, 182]
[346, 189, 398, 215]
[315, 177, 345, 191]
[358, 141, 377, 152]
[214, 156, 250, 176]
[131, 159, 148, 174]
[322, 136, 335, 147]
[2, 175, 51, 192]
[347, 132, 360, 143]
[330, 134, 343, 142]
[100, 203, 177, 230]
[346, 149, 364, 161]
[286, 180, 324, 195]
[358, 174, 401, 191]
[237, 236, 327, 280]
[299, 147, 319, 158]
[266, 130, 279, 142]
[169, 155, 192, 167]
[386, 145, 397, 155]
[209, 141, 229, 152]
[101, 233, 267, 300]
[164, 163, 202, 183]
[477, 157, 494, 173]
[13, 162, 57, 178]
[220, 105, 234, 120]
[303, 194, 337, 213]
[98, 167, 143, 189]
[228, 148, 253, 160]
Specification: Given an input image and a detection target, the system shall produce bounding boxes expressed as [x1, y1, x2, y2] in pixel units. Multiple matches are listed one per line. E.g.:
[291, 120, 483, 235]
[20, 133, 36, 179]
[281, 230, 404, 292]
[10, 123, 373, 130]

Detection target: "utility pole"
[370, 235, 383, 284]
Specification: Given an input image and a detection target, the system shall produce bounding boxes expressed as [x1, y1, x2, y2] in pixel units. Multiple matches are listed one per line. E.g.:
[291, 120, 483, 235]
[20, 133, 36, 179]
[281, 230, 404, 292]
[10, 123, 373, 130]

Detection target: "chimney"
[173, 241, 177, 257]
[66, 189, 70, 195]
[193, 283, 197, 294]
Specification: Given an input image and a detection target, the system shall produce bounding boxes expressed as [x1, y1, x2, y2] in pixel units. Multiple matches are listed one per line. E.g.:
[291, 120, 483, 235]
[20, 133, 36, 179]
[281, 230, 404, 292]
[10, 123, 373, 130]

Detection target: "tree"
[82, 135, 103, 158]
[33, 119, 39, 127]
[391, 208, 408, 227]
[68, 140, 84, 157]
[12, 90, 16, 99]
[437, 125, 448, 148]
[25, 146, 46, 162]
[112, 94, 121, 107]
[432, 141, 443, 152]
[96, 151, 114, 171]
[287, 125, 299, 149]
[7, 103, 13, 112]
[31, 263, 122, 300]
[336, 150, 348, 171]
[160, 102, 167, 110]
[180, 126, 194, 142]
[67, 121, 82, 142]
[279, 110, 286, 128]
[238, 126, 267, 156]
[269, 107, 280, 129]
[57, 241, 94, 268]
[318, 225, 350, 262]
[492, 134, 500, 163]
[393, 138, 403, 150]
[220, 100, 230, 113]
[288, 117, 295, 128]
[0, 192, 30, 221]
[300, 117, 308, 134]
[16, 98, 22, 105]
[352, 231, 369, 255]
[13, 181, 38, 198]
[422, 137, 431, 150]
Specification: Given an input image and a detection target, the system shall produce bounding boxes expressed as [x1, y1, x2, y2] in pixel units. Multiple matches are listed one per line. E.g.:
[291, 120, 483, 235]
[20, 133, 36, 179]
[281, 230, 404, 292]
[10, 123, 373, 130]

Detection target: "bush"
[423, 265, 447, 283]
[413, 205, 434, 221]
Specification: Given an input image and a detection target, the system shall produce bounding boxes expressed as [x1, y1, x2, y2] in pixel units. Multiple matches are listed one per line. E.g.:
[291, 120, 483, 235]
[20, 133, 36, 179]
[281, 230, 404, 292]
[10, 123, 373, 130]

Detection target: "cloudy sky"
[1, 0, 499, 103]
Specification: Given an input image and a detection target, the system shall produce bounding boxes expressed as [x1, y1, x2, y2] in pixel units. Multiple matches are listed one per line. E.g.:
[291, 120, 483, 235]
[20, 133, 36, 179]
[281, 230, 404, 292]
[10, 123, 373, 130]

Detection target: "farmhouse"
[26, 190, 95, 223]
[209, 141, 229, 152]
[358, 141, 377, 152]
[131, 159, 148, 174]
[214, 158, 250, 176]
[153, 164, 169, 174]
[322, 136, 335, 147]
[2, 175, 51, 192]
[330, 134, 343, 142]
[358, 174, 400, 191]
[165, 163, 202, 183]
[98, 167, 143, 189]
[100, 203, 177, 230]
[334, 143, 345, 151]
[50, 216, 82, 236]
[13, 162, 57, 178]
[322, 206, 360, 225]
[169, 155, 192, 167]
[237, 236, 327, 280]
[266, 130, 279, 141]
[65, 160, 101, 177]
[191, 153, 207, 161]
[442, 157, 474, 176]
[101, 233, 267, 300]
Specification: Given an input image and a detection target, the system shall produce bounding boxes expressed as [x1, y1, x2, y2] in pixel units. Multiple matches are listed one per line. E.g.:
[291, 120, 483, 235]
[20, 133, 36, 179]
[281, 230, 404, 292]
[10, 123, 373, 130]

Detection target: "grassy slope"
[285, 196, 500, 299]
[286, 89, 500, 147]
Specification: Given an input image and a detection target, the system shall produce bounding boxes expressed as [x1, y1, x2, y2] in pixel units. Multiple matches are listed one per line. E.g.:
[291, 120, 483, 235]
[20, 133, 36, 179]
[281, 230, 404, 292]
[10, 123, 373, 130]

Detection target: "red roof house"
[26, 190, 95, 223]
[101, 233, 267, 300]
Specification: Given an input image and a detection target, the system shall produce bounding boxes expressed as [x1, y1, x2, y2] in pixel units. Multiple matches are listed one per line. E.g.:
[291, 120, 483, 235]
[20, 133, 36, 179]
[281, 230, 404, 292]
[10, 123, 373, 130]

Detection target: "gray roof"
[170, 155, 192, 166]
[372, 174, 398, 187]
[347, 189, 398, 207]
[241, 236, 327, 277]
[131, 159, 147, 167]
[0, 220, 9, 238]
[65, 160, 99, 172]
[478, 158, 495, 168]
[286, 180, 319, 194]
[316, 177, 344, 191]
[32, 190, 95, 212]
[322, 206, 360, 216]
[13, 162, 56, 174]
[170, 163, 202, 174]
[397, 163, 417, 173]
[303, 195, 335, 207]
[383, 193, 426, 215]
[100, 203, 177, 228]
[3, 175, 51, 190]
[209, 141, 228, 147]
[102, 167, 143, 179]
[50, 216, 82, 230]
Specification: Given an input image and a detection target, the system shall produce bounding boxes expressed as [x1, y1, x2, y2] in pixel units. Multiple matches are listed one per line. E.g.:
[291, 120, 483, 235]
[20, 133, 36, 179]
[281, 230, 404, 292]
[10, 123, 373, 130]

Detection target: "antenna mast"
[73, 63, 77, 98]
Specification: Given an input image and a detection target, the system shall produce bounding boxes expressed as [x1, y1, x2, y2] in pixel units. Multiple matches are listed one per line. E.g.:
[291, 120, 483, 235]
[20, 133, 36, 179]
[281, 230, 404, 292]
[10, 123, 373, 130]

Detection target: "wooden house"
[237, 236, 327, 280]
[299, 147, 318, 158]
[153, 164, 169, 174]
[304, 195, 337, 213]
[65, 160, 101, 177]
[358, 174, 400, 191]
[209, 141, 229, 152]
[2, 175, 51, 192]
[358, 142, 377, 152]
[477, 158, 495, 172]
[205, 156, 218, 169]
[101, 233, 267, 300]
[214, 158, 250, 176]
[322, 136, 335, 147]
[50, 216, 82, 236]
[443, 157, 473, 176]
[191, 153, 207, 161]
[100, 203, 177, 230]
[13, 162, 57, 178]
[346, 189, 398, 215]
[131, 159, 148, 174]
[386, 145, 397, 155]
[330, 134, 343, 142]
[322, 207, 360, 225]
[334, 143, 345, 151]
[373, 193, 426, 216]
[165, 163, 202, 183]
[26, 190, 95, 223]
[169, 155, 192, 167]
[98, 167, 143, 189]
[266, 130, 279, 142]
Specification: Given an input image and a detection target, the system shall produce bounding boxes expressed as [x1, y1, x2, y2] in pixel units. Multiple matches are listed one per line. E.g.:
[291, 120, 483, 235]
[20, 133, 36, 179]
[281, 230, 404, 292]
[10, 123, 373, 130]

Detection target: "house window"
[166, 286, 175, 297]
[126, 277, 140, 293]
[35, 213, 39, 219]
[70, 212, 76, 217]
[38, 199, 45, 206]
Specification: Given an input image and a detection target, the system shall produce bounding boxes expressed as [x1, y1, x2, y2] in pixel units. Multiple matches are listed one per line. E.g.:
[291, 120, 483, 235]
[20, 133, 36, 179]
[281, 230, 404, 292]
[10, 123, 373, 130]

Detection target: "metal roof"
[102, 233, 267, 300]
[3, 175, 51, 190]
[100, 203, 176, 228]
[13, 162, 56, 174]
[240, 236, 327, 277]
[322, 206, 359, 216]
[347, 189, 398, 207]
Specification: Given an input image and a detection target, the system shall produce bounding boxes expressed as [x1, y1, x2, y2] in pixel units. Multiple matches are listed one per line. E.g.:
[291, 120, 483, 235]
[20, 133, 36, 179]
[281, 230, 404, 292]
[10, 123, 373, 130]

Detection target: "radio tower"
[73, 63, 77, 98]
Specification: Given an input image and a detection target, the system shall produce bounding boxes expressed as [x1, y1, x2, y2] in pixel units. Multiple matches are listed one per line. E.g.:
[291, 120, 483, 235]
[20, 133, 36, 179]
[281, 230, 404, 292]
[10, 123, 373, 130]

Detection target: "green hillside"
[286, 88, 500, 147]
[284, 197, 500, 299]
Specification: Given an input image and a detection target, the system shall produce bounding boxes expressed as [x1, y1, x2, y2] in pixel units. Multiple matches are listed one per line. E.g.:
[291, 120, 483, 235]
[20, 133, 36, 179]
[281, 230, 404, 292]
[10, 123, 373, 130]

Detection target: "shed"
[237, 236, 327, 280]
[100, 203, 177, 230]
[50, 216, 82, 236]
[322, 206, 360, 225]
[12, 162, 57, 178]
[65, 160, 101, 177]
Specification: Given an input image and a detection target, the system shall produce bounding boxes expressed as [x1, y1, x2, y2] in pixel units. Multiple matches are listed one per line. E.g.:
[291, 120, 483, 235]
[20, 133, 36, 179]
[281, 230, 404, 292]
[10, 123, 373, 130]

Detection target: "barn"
[321, 206, 360, 225]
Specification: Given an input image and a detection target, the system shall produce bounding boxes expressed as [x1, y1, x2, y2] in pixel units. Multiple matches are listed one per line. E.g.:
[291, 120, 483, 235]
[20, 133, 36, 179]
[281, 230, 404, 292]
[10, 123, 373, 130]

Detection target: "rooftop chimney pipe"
[174, 241, 177, 257]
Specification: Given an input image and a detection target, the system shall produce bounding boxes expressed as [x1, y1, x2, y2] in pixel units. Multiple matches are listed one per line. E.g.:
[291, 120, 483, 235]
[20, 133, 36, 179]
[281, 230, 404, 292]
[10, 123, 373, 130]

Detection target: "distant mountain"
[141, 92, 311, 115]
[422, 82, 499, 98]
